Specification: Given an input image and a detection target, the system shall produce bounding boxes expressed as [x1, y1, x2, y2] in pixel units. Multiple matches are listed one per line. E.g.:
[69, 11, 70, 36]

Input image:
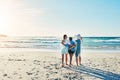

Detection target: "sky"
[0, 0, 120, 37]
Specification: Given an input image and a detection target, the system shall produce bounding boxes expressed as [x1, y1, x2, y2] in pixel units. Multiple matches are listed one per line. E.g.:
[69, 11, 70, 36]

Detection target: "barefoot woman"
[61, 34, 68, 67]
[75, 34, 82, 66]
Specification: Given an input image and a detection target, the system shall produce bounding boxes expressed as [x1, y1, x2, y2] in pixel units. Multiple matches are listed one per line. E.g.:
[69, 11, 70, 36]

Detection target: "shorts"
[68, 50, 75, 54]
[61, 47, 68, 54]
[75, 49, 81, 57]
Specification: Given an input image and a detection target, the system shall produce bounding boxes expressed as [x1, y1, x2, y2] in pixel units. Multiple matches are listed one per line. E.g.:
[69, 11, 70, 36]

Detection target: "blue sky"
[0, 0, 120, 36]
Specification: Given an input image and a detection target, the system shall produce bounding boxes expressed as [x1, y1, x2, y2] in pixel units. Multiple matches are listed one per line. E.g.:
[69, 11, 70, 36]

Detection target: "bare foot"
[62, 64, 64, 67]
[66, 63, 68, 65]
[69, 64, 72, 67]
[69, 64, 73, 67]
[78, 63, 82, 66]
[79, 63, 81, 65]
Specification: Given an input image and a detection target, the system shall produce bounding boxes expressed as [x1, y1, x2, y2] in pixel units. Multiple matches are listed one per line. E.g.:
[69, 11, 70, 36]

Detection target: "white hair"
[77, 34, 81, 39]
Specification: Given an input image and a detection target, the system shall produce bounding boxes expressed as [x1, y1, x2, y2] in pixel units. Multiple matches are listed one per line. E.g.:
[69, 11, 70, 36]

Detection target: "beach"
[0, 48, 120, 80]
[0, 0, 120, 80]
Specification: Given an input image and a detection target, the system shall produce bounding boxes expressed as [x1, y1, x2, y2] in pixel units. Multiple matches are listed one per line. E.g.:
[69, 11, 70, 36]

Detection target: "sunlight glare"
[0, 8, 10, 34]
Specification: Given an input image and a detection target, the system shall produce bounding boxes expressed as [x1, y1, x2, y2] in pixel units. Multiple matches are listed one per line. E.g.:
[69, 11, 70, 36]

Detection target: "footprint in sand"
[26, 72, 33, 75]
[26, 68, 40, 76]
[3, 74, 7, 77]
[33, 60, 41, 65]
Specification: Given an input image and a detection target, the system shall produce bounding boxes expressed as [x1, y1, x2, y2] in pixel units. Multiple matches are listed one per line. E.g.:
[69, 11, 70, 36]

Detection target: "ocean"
[0, 36, 120, 51]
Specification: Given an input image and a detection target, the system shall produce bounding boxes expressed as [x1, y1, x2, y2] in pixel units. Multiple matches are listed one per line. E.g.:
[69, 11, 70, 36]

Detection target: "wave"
[90, 38, 120, 43]
[0, 37, 120, 50]
[93, 40, 120, 43]
[83, 46, 120, 50]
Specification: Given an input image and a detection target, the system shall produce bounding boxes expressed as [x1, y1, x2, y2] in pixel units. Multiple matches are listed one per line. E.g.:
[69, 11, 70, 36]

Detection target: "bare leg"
[69, 54, 71, 66]
[65, 54, 68, 65]
[69, 54, 72, 66]
[76, 57, 78, 66]
[79, 56, 81, 65]
[71, 54, 74, 66]
[62, 54, 64, 67]
[69, 54, 71, 65]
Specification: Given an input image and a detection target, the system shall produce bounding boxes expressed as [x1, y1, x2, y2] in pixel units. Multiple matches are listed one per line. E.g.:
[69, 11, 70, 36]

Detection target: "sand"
[0, 49, 120, 80]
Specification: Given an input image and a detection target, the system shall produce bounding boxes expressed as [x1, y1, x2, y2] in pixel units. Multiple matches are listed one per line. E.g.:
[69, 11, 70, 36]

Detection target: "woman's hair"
[63, 34, 67, 39]
[69, 37, 72, 41]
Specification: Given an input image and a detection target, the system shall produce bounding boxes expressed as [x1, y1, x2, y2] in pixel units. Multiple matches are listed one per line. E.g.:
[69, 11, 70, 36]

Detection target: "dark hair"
[63, 34, 67, 39]
[69, 37, 72, 41]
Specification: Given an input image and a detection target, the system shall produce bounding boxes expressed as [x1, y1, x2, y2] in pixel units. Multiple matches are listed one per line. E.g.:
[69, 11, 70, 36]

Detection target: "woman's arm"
[79, 35, 83, 42]
[69, 43, 76, 50]
[61, 40, 64, 45]
[80, 35, 82, 41]
[61, 40, 68, 47]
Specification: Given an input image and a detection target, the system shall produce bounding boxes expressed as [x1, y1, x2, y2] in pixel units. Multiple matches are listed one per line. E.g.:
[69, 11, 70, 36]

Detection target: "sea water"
[0, 36, 120, 51]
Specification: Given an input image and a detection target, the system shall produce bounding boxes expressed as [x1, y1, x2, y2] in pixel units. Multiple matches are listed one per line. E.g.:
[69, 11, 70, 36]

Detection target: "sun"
[0, 0, 15, 35]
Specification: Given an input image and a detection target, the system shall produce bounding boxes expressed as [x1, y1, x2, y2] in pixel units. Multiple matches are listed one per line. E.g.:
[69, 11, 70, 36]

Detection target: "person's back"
[68, 37, 75, 66]
[69, 40, 75, 52]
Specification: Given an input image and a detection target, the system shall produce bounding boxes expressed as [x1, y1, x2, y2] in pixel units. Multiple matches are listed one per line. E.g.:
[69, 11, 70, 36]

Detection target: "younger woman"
[61, 34, 68, 67]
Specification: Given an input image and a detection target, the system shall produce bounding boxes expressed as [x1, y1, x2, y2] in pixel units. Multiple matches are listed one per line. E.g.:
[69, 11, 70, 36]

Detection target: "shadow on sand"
[66, 65, 120, 80]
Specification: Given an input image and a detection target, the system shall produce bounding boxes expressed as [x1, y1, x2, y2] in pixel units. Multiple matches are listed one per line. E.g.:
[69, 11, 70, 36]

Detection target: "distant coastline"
[0, 34, 7, 37]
